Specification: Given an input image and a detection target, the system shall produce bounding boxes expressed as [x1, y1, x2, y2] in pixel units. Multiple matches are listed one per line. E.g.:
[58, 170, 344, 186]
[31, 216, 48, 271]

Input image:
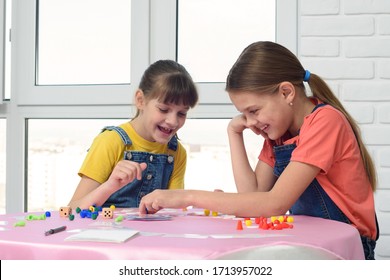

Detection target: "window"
[6, 0, 297, 212]
[27, 118, 263, 211]
[36, 0, 131, 85]
[27, 119, 124, 211]
[14, 0, 148, 105]
[1, 0, 12, 101]
[178, 0, 275, 83]
[180, 119, 262, 193]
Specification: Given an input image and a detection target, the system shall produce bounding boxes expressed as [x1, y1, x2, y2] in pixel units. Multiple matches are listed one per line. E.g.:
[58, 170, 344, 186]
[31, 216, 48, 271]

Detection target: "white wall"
[299, 0, 390, 260]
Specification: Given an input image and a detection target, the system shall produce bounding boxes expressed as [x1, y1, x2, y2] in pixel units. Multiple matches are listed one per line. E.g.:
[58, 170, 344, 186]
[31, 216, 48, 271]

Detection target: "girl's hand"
[139, 189, 189, 214]
[227, 114, 248, 134]
[106, 160, 147, 192]
[228, 114, 269, 139]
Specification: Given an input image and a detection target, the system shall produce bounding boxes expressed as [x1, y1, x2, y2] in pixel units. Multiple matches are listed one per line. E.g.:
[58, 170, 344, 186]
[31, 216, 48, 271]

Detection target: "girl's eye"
[249, 109, 258, 114]
[158, 108, 168, 113]
[178, 112, 187, 117]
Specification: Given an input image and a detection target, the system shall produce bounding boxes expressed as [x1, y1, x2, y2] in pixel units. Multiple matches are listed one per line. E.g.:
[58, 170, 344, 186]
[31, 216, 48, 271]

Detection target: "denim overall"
[273, 104, 377, 259]
[101, 126, 177, 208]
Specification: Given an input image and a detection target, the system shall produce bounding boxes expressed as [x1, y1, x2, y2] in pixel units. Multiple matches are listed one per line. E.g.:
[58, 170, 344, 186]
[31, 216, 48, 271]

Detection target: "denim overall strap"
[102, 126, 175, 208]
[168, 135, 178, 151]
[102, 126, 132, 145]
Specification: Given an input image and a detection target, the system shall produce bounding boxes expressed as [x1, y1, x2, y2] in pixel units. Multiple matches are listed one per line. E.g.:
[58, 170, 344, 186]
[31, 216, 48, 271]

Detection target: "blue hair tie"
[303, 70, 311, 82]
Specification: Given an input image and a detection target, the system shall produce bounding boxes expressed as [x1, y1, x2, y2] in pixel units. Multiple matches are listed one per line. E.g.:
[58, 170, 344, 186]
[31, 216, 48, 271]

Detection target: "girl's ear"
[135, 90, 145, 110]
[279, 82, 296, 105]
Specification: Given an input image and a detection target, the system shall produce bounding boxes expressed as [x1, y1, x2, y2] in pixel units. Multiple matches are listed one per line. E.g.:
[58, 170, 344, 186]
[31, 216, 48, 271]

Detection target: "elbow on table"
[264, 200, 291, 217]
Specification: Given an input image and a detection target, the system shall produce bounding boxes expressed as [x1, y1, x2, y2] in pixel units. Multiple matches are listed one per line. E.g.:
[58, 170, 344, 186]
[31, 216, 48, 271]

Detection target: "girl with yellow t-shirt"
[69, 60, 198, 210]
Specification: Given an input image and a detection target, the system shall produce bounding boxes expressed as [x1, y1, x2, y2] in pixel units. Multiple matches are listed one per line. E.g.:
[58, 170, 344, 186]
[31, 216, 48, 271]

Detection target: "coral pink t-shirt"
[259, 104, 377, 240]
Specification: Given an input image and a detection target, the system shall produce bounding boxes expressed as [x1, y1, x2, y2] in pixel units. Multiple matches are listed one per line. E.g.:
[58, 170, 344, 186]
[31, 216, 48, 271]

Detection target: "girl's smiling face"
[229, 88, 294, 140]
[134, 92, 189, 143]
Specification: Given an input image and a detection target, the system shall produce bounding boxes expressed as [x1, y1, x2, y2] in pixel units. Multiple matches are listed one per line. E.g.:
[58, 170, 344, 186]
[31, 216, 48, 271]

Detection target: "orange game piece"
[236, 220, 243, 230]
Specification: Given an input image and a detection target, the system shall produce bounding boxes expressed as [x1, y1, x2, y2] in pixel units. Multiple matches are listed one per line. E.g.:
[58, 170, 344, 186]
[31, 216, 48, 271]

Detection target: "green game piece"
[14, 221, 26, 227]
[115, 215, 124, 222]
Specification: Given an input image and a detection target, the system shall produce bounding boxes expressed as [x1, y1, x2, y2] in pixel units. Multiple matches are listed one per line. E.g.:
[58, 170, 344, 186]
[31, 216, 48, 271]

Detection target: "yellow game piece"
[278, 216, 284, 223]
[110, 205, 116, 210]
[204, 209, 210, 216]
[287, 216, 294, 223]
[212, 211, 218, 216]
[245, 219, 252, 226]
[271, 216, 277, 222]
[89, 206, 95, 212]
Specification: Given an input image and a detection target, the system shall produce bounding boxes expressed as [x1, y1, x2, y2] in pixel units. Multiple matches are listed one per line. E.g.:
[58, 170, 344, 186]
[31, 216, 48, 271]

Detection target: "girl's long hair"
[226, 41, 376, 191]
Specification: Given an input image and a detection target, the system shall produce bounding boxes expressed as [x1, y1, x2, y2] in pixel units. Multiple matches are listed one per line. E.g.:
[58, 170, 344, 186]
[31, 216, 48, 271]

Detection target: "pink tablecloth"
[0, 208, 364, 260]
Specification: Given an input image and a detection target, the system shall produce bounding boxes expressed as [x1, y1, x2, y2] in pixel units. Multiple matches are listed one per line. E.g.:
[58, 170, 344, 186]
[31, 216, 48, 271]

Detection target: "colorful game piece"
[75, 207, 81, 213]
[236, 220, 243, 230]
[211, 211, 218, 216]
[25, 214, 46, 221]
[245, 219, 252, 226]
[115, 215, 124, 222]
[287, 216, 294, 223]
[45, 211, 51, 217]
[69, 214, 75, 221]
[102, 207, 113, 219]
[203, 209, 210, 216]
[110, 205, 116, 210]
[60, 206, 72, 217]
[14, 221, 26, 227]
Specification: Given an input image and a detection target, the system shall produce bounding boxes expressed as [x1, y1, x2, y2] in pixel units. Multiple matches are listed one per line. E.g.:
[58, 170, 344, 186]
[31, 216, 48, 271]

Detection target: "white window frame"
[4, 0, 297, 213]
[0, 0, 5, 103]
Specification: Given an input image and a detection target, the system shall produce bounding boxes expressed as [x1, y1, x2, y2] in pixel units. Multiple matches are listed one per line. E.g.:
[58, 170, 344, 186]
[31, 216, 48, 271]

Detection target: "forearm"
[68, 181, 114, 209]
[187, 190, 285, 218]
[228, 130, 258, 192]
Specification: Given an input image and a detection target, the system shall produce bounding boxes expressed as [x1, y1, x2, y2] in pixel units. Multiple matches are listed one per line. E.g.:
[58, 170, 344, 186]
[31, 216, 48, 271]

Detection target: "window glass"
[0, 119, 5, 214]
[2, 0, 12, 100]
[180, 119, 262, 193]
[177, 0, 275, 83]
[27, 119, 123, 211]
[27, 119, 263, 211]
[36, 0, 131, 85]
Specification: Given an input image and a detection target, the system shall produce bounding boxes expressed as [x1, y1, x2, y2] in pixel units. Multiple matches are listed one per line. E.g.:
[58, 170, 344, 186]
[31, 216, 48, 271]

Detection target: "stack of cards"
[126, 214, 172, 221]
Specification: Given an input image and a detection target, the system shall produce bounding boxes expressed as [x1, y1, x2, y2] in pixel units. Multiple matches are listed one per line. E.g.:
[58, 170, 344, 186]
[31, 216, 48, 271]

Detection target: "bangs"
[154, 74, 198, 108]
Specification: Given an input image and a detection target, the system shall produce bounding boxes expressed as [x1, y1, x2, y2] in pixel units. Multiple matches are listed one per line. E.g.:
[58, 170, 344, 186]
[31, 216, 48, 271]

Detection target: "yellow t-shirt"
[78, 122, 186, 189]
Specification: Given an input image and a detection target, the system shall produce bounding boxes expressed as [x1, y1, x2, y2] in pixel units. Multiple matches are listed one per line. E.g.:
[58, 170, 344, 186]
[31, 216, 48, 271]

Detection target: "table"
[0, 208, 364, 260]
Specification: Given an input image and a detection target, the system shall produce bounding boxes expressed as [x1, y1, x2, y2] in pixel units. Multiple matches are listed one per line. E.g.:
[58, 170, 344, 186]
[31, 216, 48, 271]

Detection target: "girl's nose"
[246, 116, 258, 127]
[166, 114, 179, 127]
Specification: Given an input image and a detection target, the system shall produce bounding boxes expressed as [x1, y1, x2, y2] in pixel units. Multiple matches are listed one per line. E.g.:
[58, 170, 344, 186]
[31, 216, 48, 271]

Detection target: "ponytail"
[307, 74, 377, 191]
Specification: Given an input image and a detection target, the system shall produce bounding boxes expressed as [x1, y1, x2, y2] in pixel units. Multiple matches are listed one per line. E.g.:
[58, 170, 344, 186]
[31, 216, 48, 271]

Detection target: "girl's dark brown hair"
[134, 60, 198, 118]
[226, 41, 376, 191]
